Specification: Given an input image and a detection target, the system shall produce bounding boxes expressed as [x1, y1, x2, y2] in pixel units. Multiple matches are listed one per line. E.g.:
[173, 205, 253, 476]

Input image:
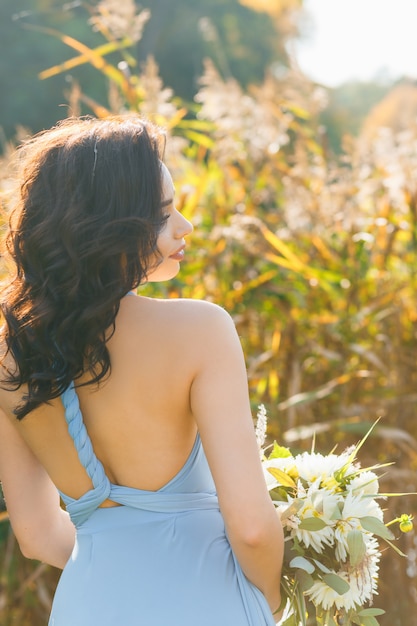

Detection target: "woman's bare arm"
[0, 408, 75, 569]
[189, 303, 284, 612]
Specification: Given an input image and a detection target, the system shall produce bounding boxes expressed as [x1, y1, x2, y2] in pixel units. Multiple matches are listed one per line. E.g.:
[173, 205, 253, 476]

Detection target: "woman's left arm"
[0, 408, 75, 569]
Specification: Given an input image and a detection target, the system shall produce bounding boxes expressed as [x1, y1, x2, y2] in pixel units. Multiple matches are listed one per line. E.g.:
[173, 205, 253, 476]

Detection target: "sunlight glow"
[294, 0, 417, 86]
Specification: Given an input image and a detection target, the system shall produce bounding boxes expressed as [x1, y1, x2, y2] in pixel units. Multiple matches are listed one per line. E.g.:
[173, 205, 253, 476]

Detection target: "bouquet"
[255, 406, 414, 626]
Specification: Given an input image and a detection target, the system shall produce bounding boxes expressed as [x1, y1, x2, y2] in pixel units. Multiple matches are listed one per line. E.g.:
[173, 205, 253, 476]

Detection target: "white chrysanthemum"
[334, 518, 363, 562]
[290, 522, 334, 554]
[293, 451, 357, 486]
[331, 493, 382, 563]
[347, 544, 380, 607]
[305, 481, 343, 522]
[341, 491, 384, 522]
[306, 575, 353, 611]
[306, 537, 380, 611]
[348, 471, 379, 496]
[282, 483, 337, 553]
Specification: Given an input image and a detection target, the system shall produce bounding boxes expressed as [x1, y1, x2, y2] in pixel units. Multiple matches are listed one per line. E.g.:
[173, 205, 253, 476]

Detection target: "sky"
[294, 0, 417, 87]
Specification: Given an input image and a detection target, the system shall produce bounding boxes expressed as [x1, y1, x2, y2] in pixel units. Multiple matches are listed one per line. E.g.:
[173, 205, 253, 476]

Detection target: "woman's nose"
[176, 211, 193, 237]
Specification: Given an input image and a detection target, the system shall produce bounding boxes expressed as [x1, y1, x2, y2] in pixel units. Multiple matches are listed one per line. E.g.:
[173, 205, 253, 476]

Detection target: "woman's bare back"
[0, 295, 208, 501]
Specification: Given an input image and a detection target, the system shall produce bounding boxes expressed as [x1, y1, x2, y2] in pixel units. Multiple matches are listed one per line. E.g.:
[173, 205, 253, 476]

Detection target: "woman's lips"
[169, 246, 185, 261]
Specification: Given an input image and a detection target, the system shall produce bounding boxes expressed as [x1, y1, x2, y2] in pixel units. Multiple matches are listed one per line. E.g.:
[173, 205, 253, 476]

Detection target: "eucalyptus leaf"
[347, 529, 366, 567]
[298, 517, 328, 531]
[360, 516, 394, 540]
[289, 556, 315, 574]
[285, 538, 305, 560]
[296, 569, 315, 591]
[360, 616, 380, 626]
[322, 573, 350, 595]
[357, 608, 385, 617]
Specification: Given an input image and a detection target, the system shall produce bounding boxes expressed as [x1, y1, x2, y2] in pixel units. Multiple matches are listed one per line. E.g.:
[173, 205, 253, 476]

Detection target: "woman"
[0, 116, 283, 625]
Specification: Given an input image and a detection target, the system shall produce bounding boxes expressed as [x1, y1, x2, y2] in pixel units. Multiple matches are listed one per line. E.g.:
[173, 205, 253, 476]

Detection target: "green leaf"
[268, 441, 292, 459]
[360, 516, 394, 540]
[360, 616, 380, 626]
[322, 573, 350, 595]
[298, 517, 328, 531]
[289, 556, 315, 574]
[296, 569, 315, 591]
[267, 467, 297, 489]
[347, 529, 367, 567]
[285, 538, 305, 559]
[357, 608, 385, 617]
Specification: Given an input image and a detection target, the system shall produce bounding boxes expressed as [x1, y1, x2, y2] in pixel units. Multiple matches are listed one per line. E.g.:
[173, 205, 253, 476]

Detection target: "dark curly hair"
[1, 115, 167, 419]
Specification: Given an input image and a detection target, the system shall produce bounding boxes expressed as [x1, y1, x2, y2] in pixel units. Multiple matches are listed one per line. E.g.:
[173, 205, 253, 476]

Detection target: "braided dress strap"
[60, 382, 111, 526]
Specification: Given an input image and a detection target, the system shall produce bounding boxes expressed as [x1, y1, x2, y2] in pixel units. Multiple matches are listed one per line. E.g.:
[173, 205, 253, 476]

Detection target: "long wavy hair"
[1, 115, 166, 419]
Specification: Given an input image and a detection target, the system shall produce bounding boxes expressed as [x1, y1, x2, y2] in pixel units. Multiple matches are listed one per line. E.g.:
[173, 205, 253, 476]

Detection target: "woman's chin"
[146, 264, 180, 283]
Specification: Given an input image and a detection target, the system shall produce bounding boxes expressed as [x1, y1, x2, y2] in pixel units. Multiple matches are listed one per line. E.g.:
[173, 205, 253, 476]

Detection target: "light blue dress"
[48, 382, 276, 626]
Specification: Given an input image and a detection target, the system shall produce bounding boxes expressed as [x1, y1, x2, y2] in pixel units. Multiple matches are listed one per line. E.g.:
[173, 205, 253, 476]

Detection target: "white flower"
[348, 471, 379, 496]
[290, 521, 334, 554]
[306, 574, 353, 611]
[351, 536, 380, 602]
[283, 482, 336, 553]
[334, 519, 362, 562]
[294, 450, 356, 486]
[306, 536, 380, 611]
[306, 481, 343, 522]
[255, 408, 388, 624]
[330, 491, 383, 563]
[341, 491, 384, 523]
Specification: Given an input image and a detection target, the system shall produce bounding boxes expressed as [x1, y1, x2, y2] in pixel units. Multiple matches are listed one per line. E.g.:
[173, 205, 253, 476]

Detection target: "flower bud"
[399, 514, 413, 533]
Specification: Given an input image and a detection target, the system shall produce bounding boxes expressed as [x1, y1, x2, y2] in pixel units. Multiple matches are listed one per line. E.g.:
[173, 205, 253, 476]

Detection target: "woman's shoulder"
[127, 296, 236, 338]
[115, 296, 240, 378]
[141, 298, 232, 324]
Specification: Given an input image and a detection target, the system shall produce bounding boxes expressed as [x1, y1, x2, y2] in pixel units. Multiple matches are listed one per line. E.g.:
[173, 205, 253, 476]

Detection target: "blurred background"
[1, 1, 417, 624]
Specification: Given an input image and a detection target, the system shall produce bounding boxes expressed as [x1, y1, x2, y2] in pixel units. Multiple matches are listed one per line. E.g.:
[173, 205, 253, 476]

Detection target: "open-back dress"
[48, 382, 276, 626]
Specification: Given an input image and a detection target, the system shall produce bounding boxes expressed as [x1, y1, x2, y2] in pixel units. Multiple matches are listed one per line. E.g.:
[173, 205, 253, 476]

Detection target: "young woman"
[0, 116, 283, 625]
